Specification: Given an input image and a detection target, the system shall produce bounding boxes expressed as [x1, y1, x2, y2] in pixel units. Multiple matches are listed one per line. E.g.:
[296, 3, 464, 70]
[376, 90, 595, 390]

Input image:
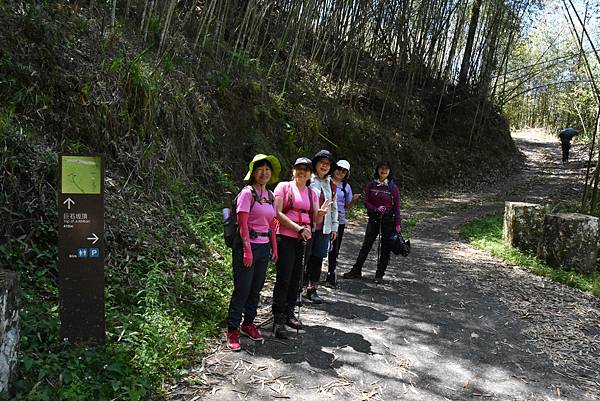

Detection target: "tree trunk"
[458, 0, 482, 87]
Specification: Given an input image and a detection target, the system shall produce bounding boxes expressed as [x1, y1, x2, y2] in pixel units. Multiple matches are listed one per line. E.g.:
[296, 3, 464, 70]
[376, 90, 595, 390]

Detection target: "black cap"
[293, 157, 313, 170]
[312, 149, 334, 170]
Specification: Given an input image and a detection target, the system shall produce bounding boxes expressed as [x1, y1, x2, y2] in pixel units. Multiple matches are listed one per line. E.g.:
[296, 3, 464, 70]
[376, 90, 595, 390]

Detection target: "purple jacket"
[363, 180, 401, 227]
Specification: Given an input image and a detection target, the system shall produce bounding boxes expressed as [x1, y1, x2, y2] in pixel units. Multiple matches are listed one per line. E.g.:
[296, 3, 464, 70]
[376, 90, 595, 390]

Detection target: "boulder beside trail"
[538, 213, 599, 273]
[503, 202, 545, 253]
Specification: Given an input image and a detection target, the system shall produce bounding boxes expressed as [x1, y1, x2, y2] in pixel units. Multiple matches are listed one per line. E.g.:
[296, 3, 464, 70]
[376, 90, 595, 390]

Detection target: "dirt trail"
[168, 129, 600, 401]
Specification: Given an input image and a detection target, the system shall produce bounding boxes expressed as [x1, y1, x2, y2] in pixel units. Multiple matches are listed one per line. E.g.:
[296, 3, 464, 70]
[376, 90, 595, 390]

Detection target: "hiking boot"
[241, 323, 264, 341]
[226, 329, 241, 351]
[285, 315, 303, 330]
[273, 323, 289, 339]
[306, 288, 323, 304]
[325, 273, 337, 287]
[374, 275, 384, 284]
[343, 269, 362, 279]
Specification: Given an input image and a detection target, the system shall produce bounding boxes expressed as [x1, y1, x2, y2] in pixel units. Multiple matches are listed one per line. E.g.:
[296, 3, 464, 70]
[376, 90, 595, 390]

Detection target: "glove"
[395, 225, 401, 233]
[243, 245, 253, 267]
[376, 206, 386, 213]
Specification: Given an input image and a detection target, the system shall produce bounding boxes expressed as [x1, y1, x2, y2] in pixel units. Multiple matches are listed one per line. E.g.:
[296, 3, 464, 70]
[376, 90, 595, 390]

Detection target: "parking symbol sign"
[77, 248, 88, 258]
[90, 248, 100, 258]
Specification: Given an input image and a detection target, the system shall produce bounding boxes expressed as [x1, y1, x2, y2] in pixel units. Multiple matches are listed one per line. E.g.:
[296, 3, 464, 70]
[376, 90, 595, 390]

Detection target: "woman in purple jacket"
[343, 161, 401, 283]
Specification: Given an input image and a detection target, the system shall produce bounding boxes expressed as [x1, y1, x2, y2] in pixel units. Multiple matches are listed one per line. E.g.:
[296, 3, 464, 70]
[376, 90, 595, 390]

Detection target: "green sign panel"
[61, 156, 102, 194]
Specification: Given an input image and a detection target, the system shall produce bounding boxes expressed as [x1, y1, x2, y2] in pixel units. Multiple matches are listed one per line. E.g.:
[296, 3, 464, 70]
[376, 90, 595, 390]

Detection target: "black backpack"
[223, 186, 274, 248]
[386, 232, 411, 257]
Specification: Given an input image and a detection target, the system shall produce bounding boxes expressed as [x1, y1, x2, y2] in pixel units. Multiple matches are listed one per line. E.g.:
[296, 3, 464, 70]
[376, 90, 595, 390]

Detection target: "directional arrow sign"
[87, 233, 99, 244]
[59, 154, 105, 345]
[63, 197, 75, 210]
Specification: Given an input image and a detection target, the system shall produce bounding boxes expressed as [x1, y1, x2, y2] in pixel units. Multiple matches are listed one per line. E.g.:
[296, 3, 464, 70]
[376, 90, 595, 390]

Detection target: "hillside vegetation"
[0, 1, 523, 399]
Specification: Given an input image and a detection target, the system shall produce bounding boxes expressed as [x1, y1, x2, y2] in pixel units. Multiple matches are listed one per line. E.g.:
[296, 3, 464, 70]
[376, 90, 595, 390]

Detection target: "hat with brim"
[244, 154, 281, 185]
[335, 159, 350, 177]
[312, 149, 334, 169]
[293, 157, 313, 170]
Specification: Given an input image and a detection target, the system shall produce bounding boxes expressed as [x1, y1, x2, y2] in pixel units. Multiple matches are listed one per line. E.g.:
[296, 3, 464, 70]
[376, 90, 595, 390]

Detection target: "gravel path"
[167, 129, 600, 401]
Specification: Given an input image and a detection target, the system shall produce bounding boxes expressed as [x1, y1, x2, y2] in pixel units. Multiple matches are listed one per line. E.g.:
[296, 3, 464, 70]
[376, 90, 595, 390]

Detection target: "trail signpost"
[58, 155, 105, 344]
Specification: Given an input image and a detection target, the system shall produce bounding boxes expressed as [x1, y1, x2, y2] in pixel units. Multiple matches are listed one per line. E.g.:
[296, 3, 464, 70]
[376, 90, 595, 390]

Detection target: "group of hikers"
[224, 150, 404, 351]
[222, 127, 578, 351]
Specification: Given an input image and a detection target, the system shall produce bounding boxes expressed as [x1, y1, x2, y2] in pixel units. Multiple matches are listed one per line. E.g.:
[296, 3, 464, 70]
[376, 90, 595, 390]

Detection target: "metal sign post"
[58, 154, 105, 344]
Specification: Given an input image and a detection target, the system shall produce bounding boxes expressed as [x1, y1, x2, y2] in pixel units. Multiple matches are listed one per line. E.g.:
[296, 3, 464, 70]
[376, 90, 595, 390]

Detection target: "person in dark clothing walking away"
[271, 157, 332, 339]
[326, 159, 361, 287]
[343, 161, 402, 284]
[226, 154, 281, 351]
[559, 128, 578, 163]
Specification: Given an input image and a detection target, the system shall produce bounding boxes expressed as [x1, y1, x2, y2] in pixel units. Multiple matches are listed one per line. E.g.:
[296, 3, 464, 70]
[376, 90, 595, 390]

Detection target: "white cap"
[336, 159, 350, 171]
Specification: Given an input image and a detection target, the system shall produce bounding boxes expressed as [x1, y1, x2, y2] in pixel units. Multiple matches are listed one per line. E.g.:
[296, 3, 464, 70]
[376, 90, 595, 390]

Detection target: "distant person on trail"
[226, 154, 281, 352]
[304, 149, 339, 303]
[343, 161, 402, 284]
[326, 159, 361, 287]
[558, 127, 578, 163]
[271, 157, 332, 339]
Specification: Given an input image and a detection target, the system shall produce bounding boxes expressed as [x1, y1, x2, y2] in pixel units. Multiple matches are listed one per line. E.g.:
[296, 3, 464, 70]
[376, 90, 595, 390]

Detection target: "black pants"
[272, 235, 310, 323]
[327, 224, 346, 276]
[561, 141, 571, 162]
[352, 214, 395, 277]
[227, 242, 270, 330]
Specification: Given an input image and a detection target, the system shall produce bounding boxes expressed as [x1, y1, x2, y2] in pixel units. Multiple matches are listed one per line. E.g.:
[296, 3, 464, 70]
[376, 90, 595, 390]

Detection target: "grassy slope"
[1, 4, 520, 400]
[460, 214, 600, 297]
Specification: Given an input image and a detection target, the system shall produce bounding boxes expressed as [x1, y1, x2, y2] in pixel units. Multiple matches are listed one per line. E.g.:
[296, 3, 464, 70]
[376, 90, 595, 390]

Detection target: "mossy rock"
[503, 201, 545, 253]
[537, 213, 599, 274]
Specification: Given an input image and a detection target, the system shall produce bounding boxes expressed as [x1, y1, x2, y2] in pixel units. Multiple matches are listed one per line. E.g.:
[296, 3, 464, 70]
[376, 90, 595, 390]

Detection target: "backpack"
[223, 186, 274, 248]
[329, 180, 337, 199]
[283, 182, 314, 230]
[387, 180, 395, 206]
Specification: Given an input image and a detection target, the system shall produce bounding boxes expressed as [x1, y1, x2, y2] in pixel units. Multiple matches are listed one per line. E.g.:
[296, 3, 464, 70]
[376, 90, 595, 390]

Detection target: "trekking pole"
[376, 213, 383, 281]
[296, 238, 308, 337]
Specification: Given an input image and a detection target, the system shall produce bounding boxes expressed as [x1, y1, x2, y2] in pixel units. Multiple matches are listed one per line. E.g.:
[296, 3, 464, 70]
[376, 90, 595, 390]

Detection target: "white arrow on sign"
[87, 233, 99, 244]
[63, 197, 75, 210]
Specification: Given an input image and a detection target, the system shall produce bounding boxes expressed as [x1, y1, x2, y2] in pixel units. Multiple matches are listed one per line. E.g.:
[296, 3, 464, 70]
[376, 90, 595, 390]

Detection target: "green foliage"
[6, 194, 233, 400]
[2, 126, 234, 400]
[0, 2, 524, 399]
[460, 214, 600, 297]
[502, 6, 599, 134]
[401, 217, 418, 239]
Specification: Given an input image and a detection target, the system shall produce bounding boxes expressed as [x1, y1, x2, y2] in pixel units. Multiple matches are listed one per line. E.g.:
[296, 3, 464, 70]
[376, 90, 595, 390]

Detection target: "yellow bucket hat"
[243, 154, 281, 185]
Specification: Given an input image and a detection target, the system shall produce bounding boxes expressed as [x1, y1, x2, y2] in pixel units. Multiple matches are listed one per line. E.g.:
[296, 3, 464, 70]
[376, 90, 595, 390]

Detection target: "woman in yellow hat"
[226, 154, 281, 351]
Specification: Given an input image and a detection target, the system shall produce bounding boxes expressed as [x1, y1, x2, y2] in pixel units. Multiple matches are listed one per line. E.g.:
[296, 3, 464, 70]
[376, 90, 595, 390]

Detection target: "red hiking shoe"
[241, 323, 264, 341]
[226, 329, 241, 351]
